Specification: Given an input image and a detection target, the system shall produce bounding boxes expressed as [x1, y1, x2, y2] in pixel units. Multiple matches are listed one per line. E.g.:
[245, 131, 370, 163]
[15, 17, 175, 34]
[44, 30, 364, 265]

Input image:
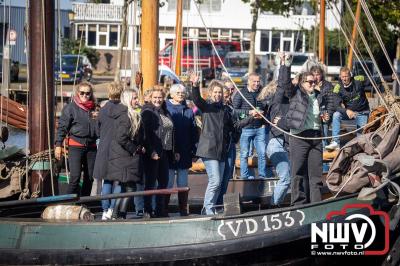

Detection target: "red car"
[159, 40, 241, 79]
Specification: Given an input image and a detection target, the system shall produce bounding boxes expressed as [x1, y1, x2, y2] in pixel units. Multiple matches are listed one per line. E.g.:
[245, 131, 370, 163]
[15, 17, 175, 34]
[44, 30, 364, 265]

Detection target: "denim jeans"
[134, 183, 144, 212]
[202, 158, 225, 215]
[321, 121, 331, 148]
[217, 142, 236, 205]
[101, 180, 121, 211]
[332, 111, 369, 145]
[168, 169, 189, 188]
[266, 137, 291, 205]
[239, 127, 266, 178]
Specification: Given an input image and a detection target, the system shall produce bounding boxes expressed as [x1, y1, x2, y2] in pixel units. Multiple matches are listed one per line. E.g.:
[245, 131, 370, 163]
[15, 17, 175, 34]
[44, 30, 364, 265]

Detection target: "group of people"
[55, 50, 384, 217]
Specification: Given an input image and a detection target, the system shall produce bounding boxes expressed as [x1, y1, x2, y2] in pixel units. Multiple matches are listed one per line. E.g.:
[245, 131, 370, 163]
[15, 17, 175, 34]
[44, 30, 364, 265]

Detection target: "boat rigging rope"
[41, 0, 55, 196]
[24, 0, 30, 195]
[192, 0, 387, 141]
[327, 0, 391, 115]
[360, 0, 400, 86]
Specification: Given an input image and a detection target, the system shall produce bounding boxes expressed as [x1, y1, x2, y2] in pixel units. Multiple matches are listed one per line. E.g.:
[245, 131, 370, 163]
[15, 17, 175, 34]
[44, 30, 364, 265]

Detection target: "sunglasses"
[304, 80, 316, 85]
[79, 91, 91, 96]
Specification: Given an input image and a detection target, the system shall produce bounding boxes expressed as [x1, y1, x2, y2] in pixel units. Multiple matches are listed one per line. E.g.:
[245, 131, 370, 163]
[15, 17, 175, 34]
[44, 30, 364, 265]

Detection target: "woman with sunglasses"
[280, 52, 330, 205]
[55, 82, 98, 196]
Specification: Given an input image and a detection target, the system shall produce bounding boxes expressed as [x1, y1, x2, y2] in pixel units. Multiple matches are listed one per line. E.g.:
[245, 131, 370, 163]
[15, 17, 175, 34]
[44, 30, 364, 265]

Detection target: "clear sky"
[11, 0, 73, 10]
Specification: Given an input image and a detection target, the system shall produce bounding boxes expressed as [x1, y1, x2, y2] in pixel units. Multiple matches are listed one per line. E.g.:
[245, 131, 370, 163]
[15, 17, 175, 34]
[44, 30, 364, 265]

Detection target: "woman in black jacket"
[107, 88, 144, 219]
[280, 52, 330, 205]
[141, 87, 174, 218]
[55, 82, 97, 196]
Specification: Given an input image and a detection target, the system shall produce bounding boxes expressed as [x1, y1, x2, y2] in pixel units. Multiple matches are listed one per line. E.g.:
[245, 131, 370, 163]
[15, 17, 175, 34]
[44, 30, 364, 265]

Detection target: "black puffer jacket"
[107, 109, 144, 184]
[192, 86, 234, 161]
[141, 102, 174, 157]
[281, 65, 323, 130]
[55, 101, 97, 147]
[93, 100, 124, 180]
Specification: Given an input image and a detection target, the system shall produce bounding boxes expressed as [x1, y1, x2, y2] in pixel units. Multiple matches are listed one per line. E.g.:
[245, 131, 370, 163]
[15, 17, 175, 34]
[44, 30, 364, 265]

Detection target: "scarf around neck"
[73, 95, 95, 112]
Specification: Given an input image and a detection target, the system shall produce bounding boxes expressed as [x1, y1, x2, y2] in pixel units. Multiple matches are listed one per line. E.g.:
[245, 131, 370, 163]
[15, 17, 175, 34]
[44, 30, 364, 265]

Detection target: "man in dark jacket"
[232, 73, 267, 179]
[310, 65, 337, 147]
[326, 67, 370, 150]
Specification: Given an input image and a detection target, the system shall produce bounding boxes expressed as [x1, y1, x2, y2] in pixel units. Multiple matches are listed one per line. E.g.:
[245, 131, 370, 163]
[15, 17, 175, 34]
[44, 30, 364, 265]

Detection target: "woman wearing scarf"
[55, 82, 98, 196]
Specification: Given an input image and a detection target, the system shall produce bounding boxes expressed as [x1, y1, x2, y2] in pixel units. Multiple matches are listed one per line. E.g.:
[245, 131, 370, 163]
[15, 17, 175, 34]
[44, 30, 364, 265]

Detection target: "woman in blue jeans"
[192, 75, 257, 214]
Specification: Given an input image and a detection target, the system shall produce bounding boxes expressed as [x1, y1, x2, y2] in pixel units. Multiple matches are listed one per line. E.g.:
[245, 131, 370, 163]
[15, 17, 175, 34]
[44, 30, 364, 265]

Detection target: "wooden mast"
[28, 0, 56, 196]
[174, 0, 183, 76]
[347, 0, 361, 70]
[318, 0, 325, 64]
[141, 0, 159, 93]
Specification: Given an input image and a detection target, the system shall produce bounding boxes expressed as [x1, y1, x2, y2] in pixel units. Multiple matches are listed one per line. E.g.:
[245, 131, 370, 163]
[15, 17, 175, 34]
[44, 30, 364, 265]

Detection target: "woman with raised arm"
[280, 52, 330, 205]
[191, 75, 257, 214]
[55, 82, 98, 196]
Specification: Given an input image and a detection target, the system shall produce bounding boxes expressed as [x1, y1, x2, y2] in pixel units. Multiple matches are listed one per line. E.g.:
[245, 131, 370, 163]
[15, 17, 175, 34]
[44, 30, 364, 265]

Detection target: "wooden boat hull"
[0, 195, 380, 265]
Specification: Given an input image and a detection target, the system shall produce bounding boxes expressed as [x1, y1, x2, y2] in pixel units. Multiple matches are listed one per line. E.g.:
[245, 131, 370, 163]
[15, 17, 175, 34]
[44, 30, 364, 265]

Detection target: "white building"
[71, 0, 342, 72]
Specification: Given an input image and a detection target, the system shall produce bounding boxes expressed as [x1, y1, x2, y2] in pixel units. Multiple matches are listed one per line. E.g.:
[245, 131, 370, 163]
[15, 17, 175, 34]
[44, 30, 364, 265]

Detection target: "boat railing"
[0, 187, 190, 209]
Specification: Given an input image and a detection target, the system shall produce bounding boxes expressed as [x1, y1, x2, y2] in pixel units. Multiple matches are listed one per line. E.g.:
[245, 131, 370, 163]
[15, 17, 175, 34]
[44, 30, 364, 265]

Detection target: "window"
[77, 24, 86, 40]
[294, 32, 303, 52]
[200, 0, 222, 13]
[63, 27, 70, 39]
[168, 0, 191, 11]
[271, 31, 280, 52]
[88, 25, 96, 46]
[109, 25, 118, 47]
[260, 31, 270, 52]
[98, 24, 108, 46]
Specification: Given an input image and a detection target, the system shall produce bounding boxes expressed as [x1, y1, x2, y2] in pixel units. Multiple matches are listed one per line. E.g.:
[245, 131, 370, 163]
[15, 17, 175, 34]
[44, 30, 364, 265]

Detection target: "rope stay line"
[192, 0, 389, 141]
[360, 0, 400, 87]
[326, 0, 392, 115]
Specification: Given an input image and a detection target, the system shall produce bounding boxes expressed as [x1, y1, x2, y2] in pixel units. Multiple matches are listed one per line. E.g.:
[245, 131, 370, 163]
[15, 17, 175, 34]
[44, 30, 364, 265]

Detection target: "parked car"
[159, 40, 241, 80]
[218, 51, 269, 87]
[120, 64, 181, 86]
[0, 53, 20, 82]
[55, 54, 93, 83]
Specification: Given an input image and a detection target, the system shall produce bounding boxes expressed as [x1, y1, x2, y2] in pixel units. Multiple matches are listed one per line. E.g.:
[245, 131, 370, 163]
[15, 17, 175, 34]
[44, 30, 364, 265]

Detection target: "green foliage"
[62, 38, 100, 69]
[241, 0, 302, 14]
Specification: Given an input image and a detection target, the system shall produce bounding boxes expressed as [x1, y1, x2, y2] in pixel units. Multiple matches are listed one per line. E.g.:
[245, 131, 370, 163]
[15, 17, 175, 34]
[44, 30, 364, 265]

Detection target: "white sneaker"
[325, 141, 339, 151]
[105, 208, 113, 219]
[101, 211, 108, 220]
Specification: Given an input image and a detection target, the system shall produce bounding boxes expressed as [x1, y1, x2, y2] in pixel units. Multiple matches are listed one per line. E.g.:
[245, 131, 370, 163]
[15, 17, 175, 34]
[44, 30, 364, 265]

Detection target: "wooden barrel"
[41, 205, 94, 221]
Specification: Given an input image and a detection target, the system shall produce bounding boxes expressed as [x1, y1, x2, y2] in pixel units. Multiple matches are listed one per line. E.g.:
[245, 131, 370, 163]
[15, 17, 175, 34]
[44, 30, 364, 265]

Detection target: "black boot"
[178, 192, 189, 216]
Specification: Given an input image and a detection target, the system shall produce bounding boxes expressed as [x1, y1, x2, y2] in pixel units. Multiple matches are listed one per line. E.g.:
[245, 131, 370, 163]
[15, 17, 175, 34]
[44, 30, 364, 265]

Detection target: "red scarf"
[73, 95, 95, 112]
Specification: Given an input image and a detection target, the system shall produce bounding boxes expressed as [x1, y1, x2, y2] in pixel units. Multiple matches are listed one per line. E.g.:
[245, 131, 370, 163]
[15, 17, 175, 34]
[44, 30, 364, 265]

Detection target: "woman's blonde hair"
[207, 79, 224, 101]
[257, 80, 277, 101]
[150, 85, 167, 99]
[120, 89, 141, 138]
[108, 82, 123, 100]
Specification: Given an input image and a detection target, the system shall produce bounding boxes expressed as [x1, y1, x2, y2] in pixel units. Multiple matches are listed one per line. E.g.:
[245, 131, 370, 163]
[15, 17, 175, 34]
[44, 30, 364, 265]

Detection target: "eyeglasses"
[304, 80, 316, 85]
[79, 91, 91, 96]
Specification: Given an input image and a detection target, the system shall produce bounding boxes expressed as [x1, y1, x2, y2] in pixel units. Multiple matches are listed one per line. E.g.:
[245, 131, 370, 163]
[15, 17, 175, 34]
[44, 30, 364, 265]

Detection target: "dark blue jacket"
[93, 100, 124, 180]
[166, 99, 198, 169]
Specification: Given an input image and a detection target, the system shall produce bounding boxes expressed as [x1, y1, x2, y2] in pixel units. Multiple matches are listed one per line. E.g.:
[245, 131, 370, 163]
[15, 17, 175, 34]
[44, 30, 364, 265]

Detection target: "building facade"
[0, 3, 70, 65]
[72, 0, 343, 72]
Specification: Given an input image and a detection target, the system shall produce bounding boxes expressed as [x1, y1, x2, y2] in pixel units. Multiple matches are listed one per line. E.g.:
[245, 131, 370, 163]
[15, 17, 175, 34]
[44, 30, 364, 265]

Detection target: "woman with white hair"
[165, 84, 198, 216]
[107, 88, 145, 219]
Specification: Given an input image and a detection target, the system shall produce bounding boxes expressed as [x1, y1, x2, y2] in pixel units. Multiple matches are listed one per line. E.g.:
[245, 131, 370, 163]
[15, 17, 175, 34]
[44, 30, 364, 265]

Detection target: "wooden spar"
[141, 0, 159, 93]
[347, 0, 361, 70]
[174, 0, 183, 76]
[28, 0, 56, 196]
[318, 0, 325, 64]
[114, 0, 129, 83]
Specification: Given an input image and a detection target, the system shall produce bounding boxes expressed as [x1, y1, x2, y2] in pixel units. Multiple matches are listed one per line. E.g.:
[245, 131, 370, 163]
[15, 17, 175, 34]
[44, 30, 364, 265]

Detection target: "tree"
[241, 0, 302, 73]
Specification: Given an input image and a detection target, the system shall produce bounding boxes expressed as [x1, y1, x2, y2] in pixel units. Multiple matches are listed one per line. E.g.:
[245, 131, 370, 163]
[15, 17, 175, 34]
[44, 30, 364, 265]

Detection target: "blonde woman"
[55, 82, 97, 196]
[141, 87, 174, 218]
[93, 82, 123, 220]
[107, 88, 145, 219]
